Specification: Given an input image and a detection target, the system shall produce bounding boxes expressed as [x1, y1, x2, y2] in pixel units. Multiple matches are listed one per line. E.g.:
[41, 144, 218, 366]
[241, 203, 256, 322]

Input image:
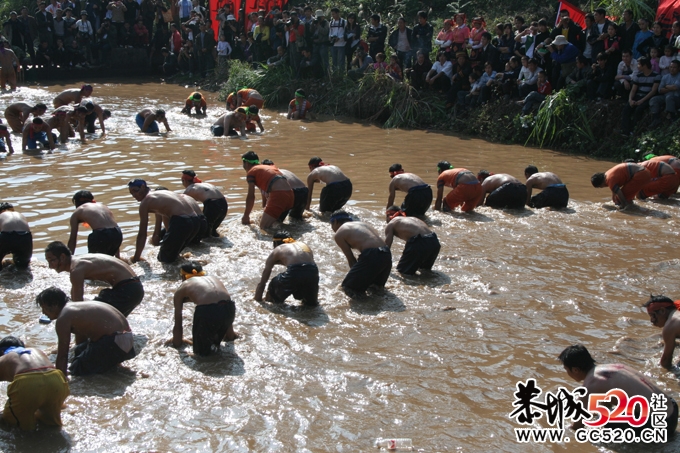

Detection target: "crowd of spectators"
[3, 2, 680, 134]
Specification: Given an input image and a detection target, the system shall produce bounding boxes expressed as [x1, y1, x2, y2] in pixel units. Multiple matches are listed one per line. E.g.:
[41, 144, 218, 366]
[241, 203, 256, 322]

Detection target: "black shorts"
[158, 215, 202, 263]
[289, 187, 309, 220]
[203, 197, 228, 236]
[190, 215, 210, 244]
[268, 263, 319, 306]
[192, 300, 236, 356]
[0, 231, 32, 270]
[342, 246, 392, 294]
[84, 112, 97, 133]
[69, 331, 136, 376]
[319, 179, 352, 213]
[402, 184, 433, 216]
[88, 226, 123, 256]
[530, 184, 569, 209]
[94, 277, 144, 317]
[397, 233, 441, 275]
[485, 182, 527, 209]
[211, 125, 224, 137]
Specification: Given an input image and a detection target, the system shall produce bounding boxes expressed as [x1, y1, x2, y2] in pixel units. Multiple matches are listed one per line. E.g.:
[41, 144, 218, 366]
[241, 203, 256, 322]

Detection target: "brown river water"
[1, 81, 680, 453]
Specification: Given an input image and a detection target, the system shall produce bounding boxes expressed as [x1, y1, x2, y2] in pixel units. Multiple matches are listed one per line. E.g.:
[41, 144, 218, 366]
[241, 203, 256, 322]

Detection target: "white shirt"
[431, 60, 453, 79]
[217, 40, 232, 56]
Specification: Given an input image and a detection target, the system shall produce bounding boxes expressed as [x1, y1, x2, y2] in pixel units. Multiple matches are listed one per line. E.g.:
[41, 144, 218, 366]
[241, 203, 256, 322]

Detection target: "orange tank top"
[437, 168, 473, 188]
[604, 163, 637, 190]
[247, 165, 283, 192]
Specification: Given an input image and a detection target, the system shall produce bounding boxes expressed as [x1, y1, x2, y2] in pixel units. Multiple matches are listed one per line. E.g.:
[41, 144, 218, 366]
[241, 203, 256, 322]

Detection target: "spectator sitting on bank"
[476, 62, 497, 104]
[35, 40, 53, 68]
[134, 18, 149, 46]
[372, 52, 389, 73]
[161, 47, 178, 75]
[458, 71, 480, 107]
[348, 47, 373, 81]
[565, 55, 591, 93]
[518, 58, 541, 97]
[649, 59, 680, 127]
[426, 51, 453, 92]
[548, 35, 579, 90]
[587, 53, 616, 101]
[267, 45, 287, 68]
[406, 50, 431, 90]
[660, 45, 674, 75]
[518, 70, 552, 115]
[299, 48, 321, 79]
[495, 55, 522, 99]
[620, 56, 661, 135]
[614, 50, 637, 98]
[387, 55, 402, 81]
[446, 52, 472, 106]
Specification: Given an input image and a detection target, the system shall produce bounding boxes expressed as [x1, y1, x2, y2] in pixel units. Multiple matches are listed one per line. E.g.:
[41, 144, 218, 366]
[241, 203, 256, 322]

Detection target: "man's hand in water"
[130, 256, 146, 263]
[241, 215, 251, 225]
[165, 337, 193, 347]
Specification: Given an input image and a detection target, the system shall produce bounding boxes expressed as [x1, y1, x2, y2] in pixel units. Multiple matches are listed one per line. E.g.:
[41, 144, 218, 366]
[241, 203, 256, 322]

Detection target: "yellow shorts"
[3, 369, 70, 431]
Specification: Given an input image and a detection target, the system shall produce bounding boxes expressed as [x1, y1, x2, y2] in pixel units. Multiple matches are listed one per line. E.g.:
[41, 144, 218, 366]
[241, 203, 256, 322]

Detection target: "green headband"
[295, 91, 305, 98]
[644, 153, 657, 161]
[242, 158, 260, 164]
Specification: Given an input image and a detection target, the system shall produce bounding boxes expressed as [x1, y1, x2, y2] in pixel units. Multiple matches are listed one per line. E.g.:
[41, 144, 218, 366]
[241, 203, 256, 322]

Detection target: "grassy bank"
[211, 61, 680, 160]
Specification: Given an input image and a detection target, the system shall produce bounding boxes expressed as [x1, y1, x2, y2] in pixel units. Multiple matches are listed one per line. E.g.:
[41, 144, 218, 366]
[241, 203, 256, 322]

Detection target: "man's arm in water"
[661, 322, 677, 370]
[172, 285, 187, 347]
[242, 182, 256, 224]
[612, 186, 628, 208]
[305, 171, 318, 210]
[141, 115, 154, 132]
[386, 179, 397, 208]
[161, 117, 172, 132]
[525, 178, 535, 206]
[133, 200, 150, 261]
[21, 127, 28, 151]
[55, 316, 71, 376]
[384, 223, 395, 248]
[434, 184, 444, 211]
[255, 250, 278, 301]
[334, 230, 357, 268]
[97, 109, 106, 135]
[256, 118, 264, 132]
[150, 214, 163, 246]
[70, 265, 85, 301]
[67, 210, 81, 254]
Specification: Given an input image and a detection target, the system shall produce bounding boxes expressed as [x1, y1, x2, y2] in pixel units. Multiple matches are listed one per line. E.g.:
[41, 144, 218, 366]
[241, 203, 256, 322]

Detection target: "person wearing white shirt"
[328, 7, 346, 73]
[614, 50, 637, 98]
[650, 59, 680, 124]
[426, 52, 453, 91]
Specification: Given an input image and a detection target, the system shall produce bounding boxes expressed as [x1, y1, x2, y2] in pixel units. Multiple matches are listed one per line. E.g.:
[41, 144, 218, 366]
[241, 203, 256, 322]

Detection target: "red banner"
[210, 0, 288, 37]
[555, 0, 586, 29]
[656, 0, 680, 38]
[210, 0, 241, 38]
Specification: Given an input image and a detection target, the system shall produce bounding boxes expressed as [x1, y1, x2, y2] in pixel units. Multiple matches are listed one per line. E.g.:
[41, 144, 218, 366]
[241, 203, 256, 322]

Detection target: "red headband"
[386, 209, 407, 220]
[181, 174, 202, 184]
[646, 300, 680, 314]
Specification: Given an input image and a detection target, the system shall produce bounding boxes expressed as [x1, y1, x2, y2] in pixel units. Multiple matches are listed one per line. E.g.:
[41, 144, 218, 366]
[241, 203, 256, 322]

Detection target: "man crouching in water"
[384, 206, 440, 275]
[0, 336, 69, 431]
[255, 231, 319, 306]
[36, 287, 136, 376]
[643, 295, 680, 370]
[171, 262, 237, 356]
[331, 210, 392, 297]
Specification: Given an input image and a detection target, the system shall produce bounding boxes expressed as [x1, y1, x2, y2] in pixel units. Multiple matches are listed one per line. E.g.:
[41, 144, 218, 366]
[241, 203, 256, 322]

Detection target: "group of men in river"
[2, 86, 680, 440]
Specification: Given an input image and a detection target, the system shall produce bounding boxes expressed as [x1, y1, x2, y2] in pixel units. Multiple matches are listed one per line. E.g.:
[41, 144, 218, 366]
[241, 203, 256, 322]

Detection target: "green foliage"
[595, 0, 655, 20]
[0, 0, 36, 22]
[633, 122, 680, 157]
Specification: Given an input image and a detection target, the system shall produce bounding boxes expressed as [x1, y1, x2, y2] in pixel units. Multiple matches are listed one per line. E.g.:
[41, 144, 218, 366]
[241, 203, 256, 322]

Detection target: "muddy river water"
[0, 81, 679, 452]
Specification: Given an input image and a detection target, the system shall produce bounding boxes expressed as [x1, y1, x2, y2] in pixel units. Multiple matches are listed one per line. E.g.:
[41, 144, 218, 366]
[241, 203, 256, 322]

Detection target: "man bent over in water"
[68, 190, 122, 257]
[0, 202, 32, 271]
[477, 171, 527, 209]
[643, 295, 680, 370]
[384, 206, 440, 275]
[0, 336, 69, 431]
[331, 210, 392, 296]
[36, 287, 136, 376]
[255, 231, 319, 306]
[172, 262, 237, 356]
[524, 165, 569, 208]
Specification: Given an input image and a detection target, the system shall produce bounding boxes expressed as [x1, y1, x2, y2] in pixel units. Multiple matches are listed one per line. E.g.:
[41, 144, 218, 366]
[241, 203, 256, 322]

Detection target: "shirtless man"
[524, 165, 569, 209]
[0, 123, 14, 154]
[255, 231, 319, 306]
[22, 118, 55, 152]
[49, 105, 87, 144]
[559, 344, 678, 439]
[434, 161, 482, 213]
[643, 295, 680, 370]
[306, 157, 353, 213]
[181, 170, 228, 237]
[171, 262, 237, 356]
[68, 190, 122, 256]
[44, 241, 144, 317]
[0, 202, 32, 270]
[477, 171, 527, 209]
[591, 162, 652, 209]
[638, 159, 680, 199]
[128, 179, 201, 262]
[262, 159, 308, 220]
[36, 286, 136, 376]
[0, 41, 21, 91]
[4, 103, 47, 133]
[386, 163, 432, 217]
[53, 84, 93, 108]
[384, 206, 440, 275]
[241, 151, 294, 229]
[136, 108, 171, 133]
[331, 210, 392, 296]
[0, 336, 69, 431]
[45, 109, 70, 144]
[210, 108, 246, 137]
[82, 101, 111, 134]
[245, 106, 265, 133]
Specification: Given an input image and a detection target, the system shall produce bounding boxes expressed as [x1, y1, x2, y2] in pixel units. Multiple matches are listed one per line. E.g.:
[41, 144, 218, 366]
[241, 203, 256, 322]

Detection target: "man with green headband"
[330, 210, 392, 297]
[241, 151, 294, 229]
[181, 91, 207, 115]
[288, 89, 312, 120]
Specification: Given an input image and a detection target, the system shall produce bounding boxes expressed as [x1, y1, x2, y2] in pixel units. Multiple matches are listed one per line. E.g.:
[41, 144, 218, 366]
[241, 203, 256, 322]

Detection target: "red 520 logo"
[585, 389, 650, 428]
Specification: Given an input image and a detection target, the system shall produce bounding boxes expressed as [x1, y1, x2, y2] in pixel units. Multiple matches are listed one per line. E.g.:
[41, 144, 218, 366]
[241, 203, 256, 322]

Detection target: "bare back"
[0, 348, 55, 382]
[141, 190, 197, 218]
[481, 173, 522, 193]
[175, 276, 231, 306]
[526, 172, 563, 191]
[184, 182, 224, 202]
[57, 301, 130, 342]
[270, 241, 315, 267]
[0, 211, 30, 232]
[71, 253, 136, 285]
[53, 88, 83, 108]
[5, 102, 30, 118]
[309, 165, 348, 185]
[72, 202, 118, 229]
[335, 222, 386, 253]
[386, 217, 432, 242]
[390, 173, 427, 192]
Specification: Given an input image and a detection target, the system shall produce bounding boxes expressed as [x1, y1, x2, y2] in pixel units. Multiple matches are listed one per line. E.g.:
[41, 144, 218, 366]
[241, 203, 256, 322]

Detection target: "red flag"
[656, 0, 680, 38]
[210, 0, 242, 37]
[555, 0, 586, 29]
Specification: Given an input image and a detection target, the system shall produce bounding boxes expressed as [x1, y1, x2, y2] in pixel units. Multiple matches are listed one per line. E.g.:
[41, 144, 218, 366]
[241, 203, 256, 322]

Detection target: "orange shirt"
[247, 165, 282, 192]
[185, 92, 207, 108]
[437, 168, 473, 188]
[226, 93, 236, 109]
[640, 160, 671, 178]
[288, 99, 312, 118]
[238, 88, 255, 103]
[604, 163, 638, 190]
